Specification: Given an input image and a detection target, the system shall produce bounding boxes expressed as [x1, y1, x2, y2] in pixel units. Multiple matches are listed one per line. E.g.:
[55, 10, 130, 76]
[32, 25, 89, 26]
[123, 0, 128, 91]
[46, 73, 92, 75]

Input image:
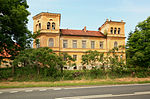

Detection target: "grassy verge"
[1, 78, 150, 89]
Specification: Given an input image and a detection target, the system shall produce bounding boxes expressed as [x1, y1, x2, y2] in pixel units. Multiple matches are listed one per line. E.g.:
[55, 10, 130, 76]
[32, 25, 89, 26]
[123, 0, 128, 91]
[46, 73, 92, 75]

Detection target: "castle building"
[33, 12, 126, 69]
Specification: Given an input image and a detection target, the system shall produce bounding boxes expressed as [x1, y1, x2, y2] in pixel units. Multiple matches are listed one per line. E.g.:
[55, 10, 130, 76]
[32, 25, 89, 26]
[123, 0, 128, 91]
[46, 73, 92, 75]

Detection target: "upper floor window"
[36, 24, 38, 31]
[73, 55, 77, 61]
[82, 40, 86, 48]
[110, 27, 113, 34]
[52, 22, 55, 30]
[39, 23, 41, 30]
[72, 40, 77, 48]
[114, 41, 118, 48]
[63, 40, 68, 48]
[47, 22, 50, 29]
[100, 41, 103, 49]
[91, 41, 95, 49]
[114, 28, 117, 34]
[118, 28, 120, 34]
[48, 38, 54, 47]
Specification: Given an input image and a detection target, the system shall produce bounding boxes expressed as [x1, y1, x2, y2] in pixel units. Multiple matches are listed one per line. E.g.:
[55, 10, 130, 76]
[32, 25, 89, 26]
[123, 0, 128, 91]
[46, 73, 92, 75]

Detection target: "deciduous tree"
[126, 16, 150, 68]
[0, 0, 31, 63]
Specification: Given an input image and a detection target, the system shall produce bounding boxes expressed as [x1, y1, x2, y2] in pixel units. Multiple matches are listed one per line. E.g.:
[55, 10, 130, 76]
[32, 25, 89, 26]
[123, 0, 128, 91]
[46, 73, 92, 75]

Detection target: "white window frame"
[63, 40, 68, 48]
[72, 40, 77, 48]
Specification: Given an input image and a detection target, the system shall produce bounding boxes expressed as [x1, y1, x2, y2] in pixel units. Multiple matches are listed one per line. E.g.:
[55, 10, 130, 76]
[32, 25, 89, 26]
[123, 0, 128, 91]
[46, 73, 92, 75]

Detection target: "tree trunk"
[37, 65, 40, 75]
[60, 64, 63, 74]
[12, 65, 15, 76]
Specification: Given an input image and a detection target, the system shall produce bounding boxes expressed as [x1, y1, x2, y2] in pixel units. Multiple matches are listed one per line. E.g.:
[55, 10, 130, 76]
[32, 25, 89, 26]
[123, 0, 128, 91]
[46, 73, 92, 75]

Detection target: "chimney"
[121, 20, 123, 22]
[83, 26, 86, 32]
[98, 27, 101, 32]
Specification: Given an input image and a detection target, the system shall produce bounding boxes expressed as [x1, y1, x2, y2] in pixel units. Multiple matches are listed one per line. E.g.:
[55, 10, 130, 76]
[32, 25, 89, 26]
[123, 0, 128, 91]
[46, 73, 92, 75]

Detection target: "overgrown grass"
[0, 67, 150, 82]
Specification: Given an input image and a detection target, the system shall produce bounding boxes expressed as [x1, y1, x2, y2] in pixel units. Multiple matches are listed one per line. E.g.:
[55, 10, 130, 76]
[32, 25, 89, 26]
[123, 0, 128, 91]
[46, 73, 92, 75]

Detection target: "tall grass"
[0, 67, 150, 82]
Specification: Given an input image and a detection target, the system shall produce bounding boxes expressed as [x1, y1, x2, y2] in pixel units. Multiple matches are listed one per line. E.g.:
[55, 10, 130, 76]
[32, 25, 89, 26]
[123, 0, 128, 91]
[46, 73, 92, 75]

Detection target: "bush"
[0, 67, 150, 82]
[0, 68, 12, 80]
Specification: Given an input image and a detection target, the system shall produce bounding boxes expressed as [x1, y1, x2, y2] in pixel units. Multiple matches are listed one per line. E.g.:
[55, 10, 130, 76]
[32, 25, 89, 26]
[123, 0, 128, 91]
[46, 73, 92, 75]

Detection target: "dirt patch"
[115, 77, 150, 82]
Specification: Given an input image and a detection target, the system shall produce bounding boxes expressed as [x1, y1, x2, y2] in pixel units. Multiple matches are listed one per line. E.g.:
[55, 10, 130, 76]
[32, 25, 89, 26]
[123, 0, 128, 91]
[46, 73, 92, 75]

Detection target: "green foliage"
[13, 47, 60, 75]
[1, 67, 150, 81]
[81, 47, 125, 71]
[0, 68, 12, 80]
[82, 50, 99, 67]
[12, 47, 76, 77]
[59, 52, 76, 72]
[126, 16, 150, 68]
[0, 0, 31, 62]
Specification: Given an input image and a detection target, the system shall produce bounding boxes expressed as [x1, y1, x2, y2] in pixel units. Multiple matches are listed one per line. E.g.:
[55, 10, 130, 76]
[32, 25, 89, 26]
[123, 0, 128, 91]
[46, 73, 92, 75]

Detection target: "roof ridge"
[61, 28, 104, 32]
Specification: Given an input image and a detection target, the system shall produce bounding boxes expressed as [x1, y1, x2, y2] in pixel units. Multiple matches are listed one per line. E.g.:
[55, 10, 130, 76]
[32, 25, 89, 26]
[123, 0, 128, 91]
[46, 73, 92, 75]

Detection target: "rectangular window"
[48, 38, 54, 47]
[72, 40, 77, 48]
[73, 55, 77, 61]
[82, 40, 86, 48]
[91, 41, 95, 49]
[63, 40, 68, 48]
[100, 41, 103, 49]
[36, 43, 40, 48]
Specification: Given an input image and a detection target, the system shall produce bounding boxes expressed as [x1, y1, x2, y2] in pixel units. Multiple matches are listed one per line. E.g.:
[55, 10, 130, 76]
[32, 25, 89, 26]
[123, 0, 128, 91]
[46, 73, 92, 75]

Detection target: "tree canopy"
[0, 0, 31, 62]
[126, 16, 150, 68]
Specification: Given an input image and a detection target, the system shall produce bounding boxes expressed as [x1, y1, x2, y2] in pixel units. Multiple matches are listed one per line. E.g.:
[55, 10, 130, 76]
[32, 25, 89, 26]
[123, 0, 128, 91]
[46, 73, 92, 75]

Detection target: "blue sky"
[27, 0, 150, 41]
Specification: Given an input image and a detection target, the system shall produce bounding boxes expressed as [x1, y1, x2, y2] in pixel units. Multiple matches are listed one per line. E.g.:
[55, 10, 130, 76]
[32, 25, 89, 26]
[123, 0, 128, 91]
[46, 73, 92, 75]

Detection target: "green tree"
[13, 48, 76, 75]
[126, 16, 150, 68]
[13, 47, 60, 75]
[82, 50, 99, 68]
[0, 0, 31, 63]
[59, 52, 76, 73]
[81, 47, 125, 71]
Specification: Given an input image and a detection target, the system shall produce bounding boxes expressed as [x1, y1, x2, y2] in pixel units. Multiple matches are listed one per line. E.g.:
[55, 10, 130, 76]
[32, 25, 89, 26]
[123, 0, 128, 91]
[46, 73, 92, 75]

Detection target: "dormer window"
[47, 22, 50, 29]
[39, 23, 41, 30]
[114, 28, 117, 34]
[118, 28, 120, 34]
[110, 27, 113, 34]
[52, 22, 55, 30]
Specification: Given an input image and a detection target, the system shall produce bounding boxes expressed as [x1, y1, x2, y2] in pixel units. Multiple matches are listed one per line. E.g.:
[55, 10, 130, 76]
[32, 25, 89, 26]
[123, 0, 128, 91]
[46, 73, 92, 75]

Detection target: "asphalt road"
[0, 84, 150, 99]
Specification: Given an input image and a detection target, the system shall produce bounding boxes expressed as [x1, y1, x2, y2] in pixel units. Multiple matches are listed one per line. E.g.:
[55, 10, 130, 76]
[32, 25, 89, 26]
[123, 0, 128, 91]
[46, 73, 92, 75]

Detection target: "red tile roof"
[61, 29, 105, 37]
[0, 50, 11, 58]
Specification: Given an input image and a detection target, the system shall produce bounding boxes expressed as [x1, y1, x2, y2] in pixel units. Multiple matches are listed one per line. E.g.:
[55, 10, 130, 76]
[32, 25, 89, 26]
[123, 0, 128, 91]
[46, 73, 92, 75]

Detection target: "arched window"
[36, 24, 38, 31]
[110, 27, 113, 34]
[47, 22, 50, 29]
[114, 28, 117, 34]
[39, 23, 41, 30]
[118, 28, 120, 34]
[52, 22, 55, 30]
[114, 41, 118, 48]
[48, 38, 54, 47]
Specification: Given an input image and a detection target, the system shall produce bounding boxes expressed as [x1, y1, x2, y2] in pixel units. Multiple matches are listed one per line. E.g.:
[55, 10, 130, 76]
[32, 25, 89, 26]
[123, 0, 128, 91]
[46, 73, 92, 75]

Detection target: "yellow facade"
[33, 12, 126, 69]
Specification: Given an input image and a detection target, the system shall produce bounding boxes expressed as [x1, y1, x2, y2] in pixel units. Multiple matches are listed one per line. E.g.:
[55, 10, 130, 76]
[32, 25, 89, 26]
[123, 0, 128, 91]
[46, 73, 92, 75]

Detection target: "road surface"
[0, 84, 150, 99]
